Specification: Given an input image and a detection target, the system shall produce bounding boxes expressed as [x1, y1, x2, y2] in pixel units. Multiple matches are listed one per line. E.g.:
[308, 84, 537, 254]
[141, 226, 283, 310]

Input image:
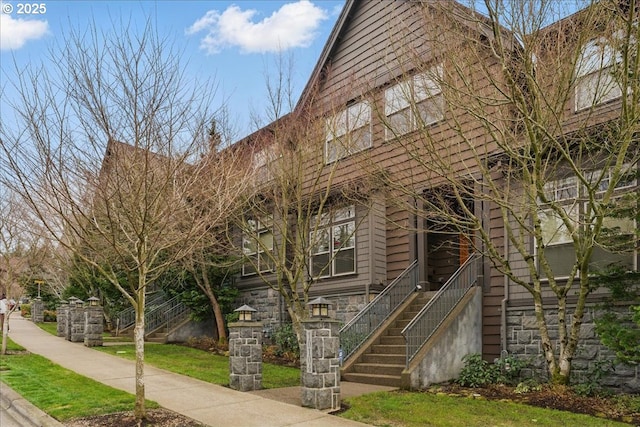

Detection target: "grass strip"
[0, 335, 25, 352]
[96, 343, 300, 389]
[0, 351, 159, 421]
[339, 390, 631, 427]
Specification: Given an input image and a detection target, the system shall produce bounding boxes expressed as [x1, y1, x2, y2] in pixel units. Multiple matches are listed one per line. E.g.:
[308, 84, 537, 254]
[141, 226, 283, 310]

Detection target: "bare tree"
[0, 188, 34, 354]
[233, 61, 380, 342]
[366, 0, 639, 384]
[0, 19, 250, 422]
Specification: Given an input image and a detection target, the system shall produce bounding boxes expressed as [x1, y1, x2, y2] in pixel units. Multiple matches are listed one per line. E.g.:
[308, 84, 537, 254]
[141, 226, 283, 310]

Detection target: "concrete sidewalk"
[3, 316, 393, 427]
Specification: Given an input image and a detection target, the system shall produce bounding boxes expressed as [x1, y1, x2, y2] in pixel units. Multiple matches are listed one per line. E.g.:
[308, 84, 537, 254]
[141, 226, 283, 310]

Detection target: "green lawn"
[340, 390, 632, 427]
[0, 340, 158, 421]
[96, 343, 301, 389]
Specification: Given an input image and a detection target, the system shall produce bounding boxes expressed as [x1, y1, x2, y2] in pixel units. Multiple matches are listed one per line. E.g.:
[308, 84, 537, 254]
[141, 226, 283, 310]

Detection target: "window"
[575, 36, 623, 111]
[253, 145, 280, 182]
[310, 206, 356, 278]
[538, 170, 636, 277]
[242, 218, 274, 276]
[385, 64, 444, 140]
[325, 101, 371, 163]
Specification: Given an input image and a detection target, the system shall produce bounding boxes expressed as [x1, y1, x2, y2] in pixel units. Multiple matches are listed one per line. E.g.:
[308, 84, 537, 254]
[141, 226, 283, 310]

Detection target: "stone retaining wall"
[506, 304, 640, 393]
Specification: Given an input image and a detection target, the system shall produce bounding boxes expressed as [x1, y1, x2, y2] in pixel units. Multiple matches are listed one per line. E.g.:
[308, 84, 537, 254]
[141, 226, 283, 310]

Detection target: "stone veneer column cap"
[228, 321, 263, 328]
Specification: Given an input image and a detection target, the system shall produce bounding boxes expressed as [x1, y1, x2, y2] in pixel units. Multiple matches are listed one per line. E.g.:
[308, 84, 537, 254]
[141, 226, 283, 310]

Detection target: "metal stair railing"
[114, 291, 168, 332]
[144, 296, 191, 336]
[340, 260, 419, 363]
[402, 253, 481, 365]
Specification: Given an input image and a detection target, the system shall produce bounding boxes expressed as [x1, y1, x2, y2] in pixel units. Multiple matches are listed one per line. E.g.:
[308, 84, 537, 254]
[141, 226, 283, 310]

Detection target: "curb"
[1, 382, 65, 427]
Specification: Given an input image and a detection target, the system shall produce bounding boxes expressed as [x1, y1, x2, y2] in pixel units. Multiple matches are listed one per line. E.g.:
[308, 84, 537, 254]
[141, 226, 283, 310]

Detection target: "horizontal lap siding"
[386, 199, 411, 281]
[311, 1, 514, 360]
[483, 198, 506, 360]
[319, 1, 428, 112]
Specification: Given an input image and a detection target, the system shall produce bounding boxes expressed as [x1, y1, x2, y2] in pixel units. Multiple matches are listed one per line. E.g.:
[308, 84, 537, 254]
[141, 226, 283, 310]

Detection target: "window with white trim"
[242, 218, 274, 276]
[575, 36, 623, 111]
[385, 65, 444, 140]
[253, 145, 280, 182]
[538, 170, 637, 277]
[310, 206, 356, 278]
[325, 101, 371, 163]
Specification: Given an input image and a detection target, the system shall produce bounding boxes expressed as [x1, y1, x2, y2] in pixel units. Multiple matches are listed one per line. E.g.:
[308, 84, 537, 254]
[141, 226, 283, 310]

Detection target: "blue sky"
[0, 0, 345, 137]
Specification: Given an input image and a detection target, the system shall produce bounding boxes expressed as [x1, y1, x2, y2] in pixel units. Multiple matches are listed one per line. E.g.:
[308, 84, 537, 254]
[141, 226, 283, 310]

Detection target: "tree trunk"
[207, 292, 226, 343]
[133, 292, 146, 423]
[1, 312, 9, 355]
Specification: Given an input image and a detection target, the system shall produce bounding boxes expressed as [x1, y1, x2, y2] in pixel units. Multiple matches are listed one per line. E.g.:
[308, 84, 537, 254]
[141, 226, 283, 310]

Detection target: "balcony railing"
[340, 260, 419, 363]
[402, 253, 480, 365]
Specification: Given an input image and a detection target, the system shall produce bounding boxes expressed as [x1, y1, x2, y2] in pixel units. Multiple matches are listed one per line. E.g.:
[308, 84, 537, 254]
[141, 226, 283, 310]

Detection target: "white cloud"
[0, 12, 49, 50]
[186, 1, 328, 55]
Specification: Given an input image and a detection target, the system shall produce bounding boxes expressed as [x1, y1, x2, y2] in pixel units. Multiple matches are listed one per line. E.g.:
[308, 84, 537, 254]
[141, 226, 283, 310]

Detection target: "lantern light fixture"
[234, 304, 257, 322]
[88, 296, 100, 307]
[308, 297, 331, 318]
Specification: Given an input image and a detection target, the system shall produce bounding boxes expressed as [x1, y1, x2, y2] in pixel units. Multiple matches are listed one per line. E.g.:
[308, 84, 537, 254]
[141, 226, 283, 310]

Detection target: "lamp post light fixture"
[34, 279, 45, 298]
[88, 296, 100, 307]
[308, 297, 332, 318]
[74, 299, 84, 308]
[234, 304, 257, 322]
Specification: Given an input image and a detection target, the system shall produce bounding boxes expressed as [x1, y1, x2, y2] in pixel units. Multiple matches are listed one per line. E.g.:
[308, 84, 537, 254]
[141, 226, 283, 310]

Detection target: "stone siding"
[506, 305, 640, 393]
[84, 306, 104, 347]
[237, 288, 286, 339]
[237, 288, 370, 333]
[228, 323, 263, 391]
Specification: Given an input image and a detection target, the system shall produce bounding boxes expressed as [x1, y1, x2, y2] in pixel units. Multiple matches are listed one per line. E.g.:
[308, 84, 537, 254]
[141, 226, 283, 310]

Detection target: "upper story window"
[242, 218, 274, 276]
[385, 64, 444, 140]
[253, 145, 280, 182]
[575, 36, 623, 111]
[538, 169, 637, 278]
[325, 101, 371, 163]
[310, 205, 356, 279]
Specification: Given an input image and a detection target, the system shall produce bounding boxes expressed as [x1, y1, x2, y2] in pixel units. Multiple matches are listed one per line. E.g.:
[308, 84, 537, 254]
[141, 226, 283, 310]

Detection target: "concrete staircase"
[342, 292, 433, 387]
[145, 329, 169, 344]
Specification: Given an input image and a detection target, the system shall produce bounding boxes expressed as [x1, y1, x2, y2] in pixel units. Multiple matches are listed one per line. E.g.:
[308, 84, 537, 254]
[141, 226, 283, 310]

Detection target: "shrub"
[514, 378, 542, 394]
[457, 353, 527, 388]
[457, 353, 496, 387]
[21, 303, 31, 318]
[43, 310, 57, 322]
[493, 354, 526, 385]
[273, 323, 300, 359]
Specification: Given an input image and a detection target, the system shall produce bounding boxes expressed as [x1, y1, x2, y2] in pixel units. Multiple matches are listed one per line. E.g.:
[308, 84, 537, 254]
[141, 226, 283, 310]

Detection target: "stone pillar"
[65, 297, 78, 340]
[56, 300, 69, 337]
[300, 319, 341, 411]
[84, 298, 103, 347]
[69, 300, 85, 342]
[31, 297, 44, 323]
[228, 321, 263, 391]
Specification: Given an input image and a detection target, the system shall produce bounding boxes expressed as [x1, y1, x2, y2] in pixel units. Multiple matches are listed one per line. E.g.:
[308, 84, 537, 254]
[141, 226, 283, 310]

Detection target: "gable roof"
[295, 0, 507, 113]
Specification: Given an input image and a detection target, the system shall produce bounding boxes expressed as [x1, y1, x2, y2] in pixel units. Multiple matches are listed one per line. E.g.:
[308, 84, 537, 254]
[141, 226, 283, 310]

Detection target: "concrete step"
[371, 344, 405, 354]
[145, 332, 168, 344]
[379, 335, 404, 345]
[353, 362, 404, 376]
[341, 372, 401, 388]
[361, 353, 405, 365]
[387, 327, 405, 336]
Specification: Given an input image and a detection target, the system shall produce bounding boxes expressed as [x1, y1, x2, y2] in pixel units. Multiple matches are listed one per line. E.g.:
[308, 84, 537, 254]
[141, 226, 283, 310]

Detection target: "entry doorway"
[422, 187, 473, 290]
